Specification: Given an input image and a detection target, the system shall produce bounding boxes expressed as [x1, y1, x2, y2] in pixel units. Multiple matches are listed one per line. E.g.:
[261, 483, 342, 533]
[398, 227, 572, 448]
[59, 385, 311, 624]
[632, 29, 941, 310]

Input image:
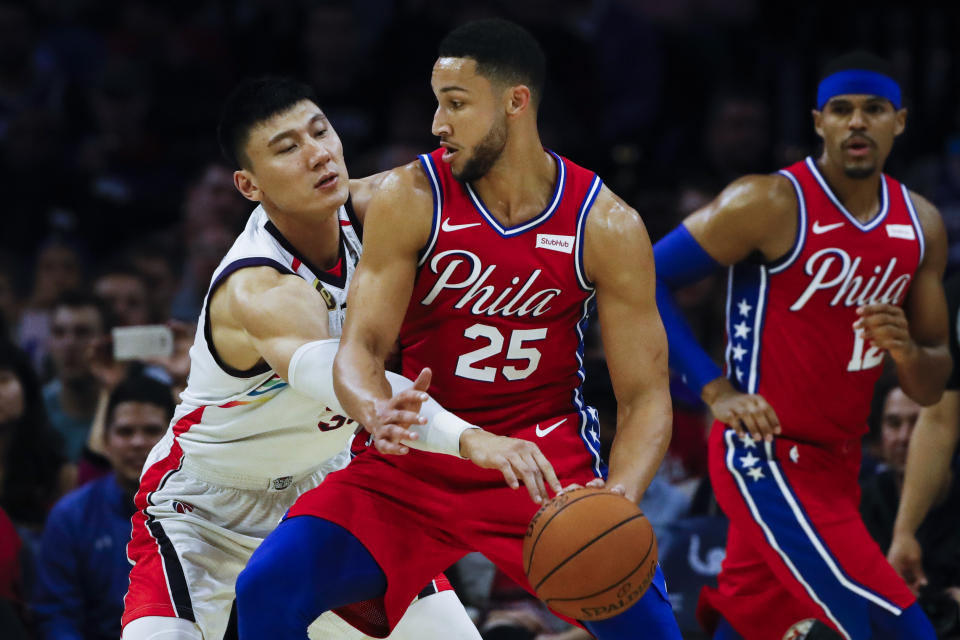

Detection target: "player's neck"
[470, 133, 556, 227]
[815, 156, 884, 222]
[264, 205, 342, 270]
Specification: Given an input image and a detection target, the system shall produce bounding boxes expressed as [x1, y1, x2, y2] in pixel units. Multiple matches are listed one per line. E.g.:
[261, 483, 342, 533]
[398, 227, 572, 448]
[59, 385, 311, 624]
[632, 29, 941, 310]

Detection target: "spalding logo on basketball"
[522, 486, 658, 620]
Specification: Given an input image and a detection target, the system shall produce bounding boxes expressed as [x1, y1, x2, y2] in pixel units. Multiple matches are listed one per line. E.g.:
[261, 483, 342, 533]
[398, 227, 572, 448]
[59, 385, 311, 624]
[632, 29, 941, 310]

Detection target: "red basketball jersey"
[398, 148, 604, 463]
[727, 157, 924, 443]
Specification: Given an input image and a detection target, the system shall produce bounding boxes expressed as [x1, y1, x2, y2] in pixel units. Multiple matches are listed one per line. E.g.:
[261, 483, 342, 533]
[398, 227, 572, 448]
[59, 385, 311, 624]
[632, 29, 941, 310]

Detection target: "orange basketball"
[522, 487, 658, 621]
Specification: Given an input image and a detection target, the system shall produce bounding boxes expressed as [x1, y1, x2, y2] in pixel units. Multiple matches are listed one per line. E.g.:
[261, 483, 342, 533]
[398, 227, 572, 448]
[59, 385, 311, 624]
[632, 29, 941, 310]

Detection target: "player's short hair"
[438, 19, 546, 106]
[217, 77, 318, 169]
[820, 51, 897, 82]
[106, 373, 175, 429]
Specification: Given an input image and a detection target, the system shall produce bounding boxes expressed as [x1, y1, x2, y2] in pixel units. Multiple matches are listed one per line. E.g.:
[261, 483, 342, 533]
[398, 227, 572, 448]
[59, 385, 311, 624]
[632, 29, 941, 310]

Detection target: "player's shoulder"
[362, 160, 434, 214]
[717, 173, 796, 213]
[904, 189, 943, 226]
[901, 188, 947, 259]
[216, 265, 301, 318]
[586, 185, 646, 238]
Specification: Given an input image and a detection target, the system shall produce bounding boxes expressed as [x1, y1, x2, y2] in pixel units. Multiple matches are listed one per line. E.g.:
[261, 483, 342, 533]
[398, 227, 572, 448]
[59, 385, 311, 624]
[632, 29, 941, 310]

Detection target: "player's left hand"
[558, 478, 627, 498]
[854, 304, 916, 362]
[369, 368, 432, 455]
[459, 430, 562, 504]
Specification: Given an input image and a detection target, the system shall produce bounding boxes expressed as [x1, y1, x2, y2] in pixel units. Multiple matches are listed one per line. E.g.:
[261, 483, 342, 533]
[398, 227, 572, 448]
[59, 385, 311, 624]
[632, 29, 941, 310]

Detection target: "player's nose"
[306, 136, 333, 167]
[431, 107, 450, 138]
[848, 108, 867, 129]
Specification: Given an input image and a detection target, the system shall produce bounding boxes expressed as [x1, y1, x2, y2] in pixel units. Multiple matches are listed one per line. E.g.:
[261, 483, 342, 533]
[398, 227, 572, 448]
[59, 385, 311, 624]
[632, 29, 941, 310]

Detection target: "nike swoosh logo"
[535, 418, 567, 438]
[811, 221, 844, 234]
[441, 218, 482, 232]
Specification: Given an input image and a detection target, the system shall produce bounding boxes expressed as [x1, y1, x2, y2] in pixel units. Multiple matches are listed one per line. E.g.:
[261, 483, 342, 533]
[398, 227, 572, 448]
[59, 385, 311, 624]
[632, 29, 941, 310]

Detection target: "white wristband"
[386, 375, 479, 458]
[287, 339, 478, 457]
[286, 339, 342, 411]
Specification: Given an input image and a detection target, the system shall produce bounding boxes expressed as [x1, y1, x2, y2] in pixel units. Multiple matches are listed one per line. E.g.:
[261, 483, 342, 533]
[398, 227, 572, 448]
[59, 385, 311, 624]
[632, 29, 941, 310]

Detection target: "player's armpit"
[212, 266, 332, 380]
[583, 187, 672, 503]
[682, 173, 798, 266]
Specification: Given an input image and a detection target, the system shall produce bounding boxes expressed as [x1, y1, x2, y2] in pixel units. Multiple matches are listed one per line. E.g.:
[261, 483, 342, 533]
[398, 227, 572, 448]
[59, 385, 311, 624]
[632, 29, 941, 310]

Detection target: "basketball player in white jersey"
[120, 77, 495, 640]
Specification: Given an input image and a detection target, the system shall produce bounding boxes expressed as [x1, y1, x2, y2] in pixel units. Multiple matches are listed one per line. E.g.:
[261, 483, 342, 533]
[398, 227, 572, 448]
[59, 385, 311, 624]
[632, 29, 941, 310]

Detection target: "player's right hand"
[702, 377, 781, 443]
[887, 531, 928, 594]
[459, 430, 562, 505]
[369, 368, 432, 455]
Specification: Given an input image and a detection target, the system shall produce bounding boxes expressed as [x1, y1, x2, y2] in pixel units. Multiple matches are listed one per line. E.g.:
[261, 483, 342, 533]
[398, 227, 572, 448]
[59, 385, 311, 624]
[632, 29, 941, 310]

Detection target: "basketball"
[522, 487, 657, 621]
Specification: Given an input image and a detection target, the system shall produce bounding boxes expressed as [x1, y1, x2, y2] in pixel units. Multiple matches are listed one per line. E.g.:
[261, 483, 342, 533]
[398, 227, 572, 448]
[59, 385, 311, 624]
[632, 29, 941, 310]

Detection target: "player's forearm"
[893, 344, 951, 406]
[893, 390, 960, 535]
[606, 395, 672, 504]
[332, 340, 392, 426]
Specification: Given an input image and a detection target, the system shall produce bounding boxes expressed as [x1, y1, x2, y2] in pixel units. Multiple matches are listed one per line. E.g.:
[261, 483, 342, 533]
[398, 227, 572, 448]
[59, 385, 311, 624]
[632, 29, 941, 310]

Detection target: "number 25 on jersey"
[455, 323, 547, 382]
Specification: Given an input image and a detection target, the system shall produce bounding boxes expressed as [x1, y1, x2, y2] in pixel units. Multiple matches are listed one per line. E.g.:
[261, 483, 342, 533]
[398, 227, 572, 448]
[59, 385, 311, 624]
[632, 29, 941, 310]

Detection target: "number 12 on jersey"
[847, 328, 884, 372]
[455, 323, 547, 382]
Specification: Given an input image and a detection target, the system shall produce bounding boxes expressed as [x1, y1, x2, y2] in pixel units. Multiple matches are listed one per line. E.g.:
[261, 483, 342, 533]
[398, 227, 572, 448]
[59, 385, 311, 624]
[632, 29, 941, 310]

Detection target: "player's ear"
[894, 107, 907, 136]
[811, 109, 824, 139]
[506, 85, 531, 118]
[234, 169, 261, 203]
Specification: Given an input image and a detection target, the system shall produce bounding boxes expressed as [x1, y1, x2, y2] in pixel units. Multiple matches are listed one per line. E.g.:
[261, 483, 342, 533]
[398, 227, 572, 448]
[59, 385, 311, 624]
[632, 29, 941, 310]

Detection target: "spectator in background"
[92, 261, 151, 327]
[0, 340, 73, 534]
[42, 291, 108, 461]
[33, 373, 171, 640]
[861, 375, 924, 547]
[886, 273, 960, 637]
[18, 238, 85, 378]
[181, 161, 249, 237]
[169, 163, 244, 322]
[123, 239, 181, 324]
[860, 375, 960, 636]
[690, 88, 773, 195]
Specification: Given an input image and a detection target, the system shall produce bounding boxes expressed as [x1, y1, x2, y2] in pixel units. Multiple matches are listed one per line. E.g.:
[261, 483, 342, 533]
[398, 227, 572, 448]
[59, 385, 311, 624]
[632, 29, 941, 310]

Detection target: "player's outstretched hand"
[887, 531, 928, 595]
[703, 377, 781, 443]
[459, 430, 562, 504]
[370, 368, 432, 456]
[854, 304, 914, 362]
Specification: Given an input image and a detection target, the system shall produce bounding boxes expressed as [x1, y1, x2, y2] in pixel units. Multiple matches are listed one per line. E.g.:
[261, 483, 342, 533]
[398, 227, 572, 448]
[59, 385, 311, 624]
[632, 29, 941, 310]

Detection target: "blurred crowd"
[2, 1, 960, 638]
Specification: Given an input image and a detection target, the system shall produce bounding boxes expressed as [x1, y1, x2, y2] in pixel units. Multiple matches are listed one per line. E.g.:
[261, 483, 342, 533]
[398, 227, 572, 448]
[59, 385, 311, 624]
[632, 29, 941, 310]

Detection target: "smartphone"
[112, 325, 175, 360]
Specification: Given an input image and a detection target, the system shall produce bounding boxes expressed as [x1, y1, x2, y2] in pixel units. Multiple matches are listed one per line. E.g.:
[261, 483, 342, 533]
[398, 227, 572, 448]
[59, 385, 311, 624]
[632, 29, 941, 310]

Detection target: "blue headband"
[816, 69, 901, 110]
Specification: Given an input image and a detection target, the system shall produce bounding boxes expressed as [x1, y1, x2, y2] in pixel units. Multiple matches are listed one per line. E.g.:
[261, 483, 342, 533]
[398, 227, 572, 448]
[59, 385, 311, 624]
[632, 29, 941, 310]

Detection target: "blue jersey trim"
[768, 170, 808, 274]
[725, 263, 769, 393]
[572, 291, 604, 478]
[465, 150, 566, 238]
[574, 175, 602, 291]
[805, 157, 889, 232]
[417, 154, 443, 268]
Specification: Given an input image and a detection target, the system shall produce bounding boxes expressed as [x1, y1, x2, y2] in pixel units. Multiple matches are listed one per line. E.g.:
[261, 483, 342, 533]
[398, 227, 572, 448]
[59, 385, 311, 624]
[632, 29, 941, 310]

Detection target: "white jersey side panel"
[169, 204, 363, 481]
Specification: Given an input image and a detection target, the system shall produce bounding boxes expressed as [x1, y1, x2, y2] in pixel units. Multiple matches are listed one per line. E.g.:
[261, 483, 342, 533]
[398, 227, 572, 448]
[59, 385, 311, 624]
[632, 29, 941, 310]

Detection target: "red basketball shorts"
[287, 412, 602, 637]
[697, 424, 916, 640]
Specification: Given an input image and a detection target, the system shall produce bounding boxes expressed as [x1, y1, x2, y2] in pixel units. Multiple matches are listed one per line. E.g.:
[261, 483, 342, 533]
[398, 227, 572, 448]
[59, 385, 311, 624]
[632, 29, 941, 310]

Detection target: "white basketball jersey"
[165, 203, 364, 482]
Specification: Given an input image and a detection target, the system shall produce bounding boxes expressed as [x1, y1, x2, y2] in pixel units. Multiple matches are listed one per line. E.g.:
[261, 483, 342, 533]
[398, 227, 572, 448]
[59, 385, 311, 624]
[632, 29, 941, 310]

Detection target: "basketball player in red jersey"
[234, 18, 682, 640]
[653, 52, 950, 639]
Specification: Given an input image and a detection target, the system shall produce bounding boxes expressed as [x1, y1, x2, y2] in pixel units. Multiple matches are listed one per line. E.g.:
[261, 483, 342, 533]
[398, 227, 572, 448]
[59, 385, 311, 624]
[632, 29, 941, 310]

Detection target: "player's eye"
[280, 144, 297, 154]
[314, 129, 327, 138]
